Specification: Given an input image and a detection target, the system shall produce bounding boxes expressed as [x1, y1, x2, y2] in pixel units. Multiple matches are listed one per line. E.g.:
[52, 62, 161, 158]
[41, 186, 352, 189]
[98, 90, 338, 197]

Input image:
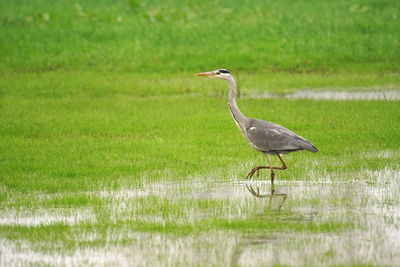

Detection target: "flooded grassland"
[1, 93, 400, 266]
[2, 161, 400, 266]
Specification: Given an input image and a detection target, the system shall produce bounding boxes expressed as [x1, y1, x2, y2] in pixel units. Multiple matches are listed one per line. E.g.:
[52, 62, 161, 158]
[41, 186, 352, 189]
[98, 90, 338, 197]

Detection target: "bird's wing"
[244, 119, 317, 152]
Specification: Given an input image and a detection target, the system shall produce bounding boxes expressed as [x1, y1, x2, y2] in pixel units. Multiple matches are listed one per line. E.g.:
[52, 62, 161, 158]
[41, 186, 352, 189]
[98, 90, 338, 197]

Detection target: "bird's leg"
[246, 166, 269, 179]
[266, 153, 288, 184]
[266, 154, 275, 184]
[277, 154, 288, 170]
[265, 154, 288, 184]
[246, 154, 288, 180]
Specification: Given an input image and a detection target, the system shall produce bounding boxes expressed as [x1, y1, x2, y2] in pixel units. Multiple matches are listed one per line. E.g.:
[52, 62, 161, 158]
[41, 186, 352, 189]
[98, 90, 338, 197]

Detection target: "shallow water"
[247, 89, 400, 100]
[1, 167, 400, 266]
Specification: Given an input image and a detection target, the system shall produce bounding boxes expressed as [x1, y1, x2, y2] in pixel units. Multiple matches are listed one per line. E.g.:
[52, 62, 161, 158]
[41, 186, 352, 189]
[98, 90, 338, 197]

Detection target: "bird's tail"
[308, 144, 318, 153]
[297, 136, 318, 152]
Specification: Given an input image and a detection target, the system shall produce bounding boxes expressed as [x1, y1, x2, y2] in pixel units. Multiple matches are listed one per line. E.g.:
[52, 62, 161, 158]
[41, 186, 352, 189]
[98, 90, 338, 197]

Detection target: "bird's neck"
[227, 77, 247, 129]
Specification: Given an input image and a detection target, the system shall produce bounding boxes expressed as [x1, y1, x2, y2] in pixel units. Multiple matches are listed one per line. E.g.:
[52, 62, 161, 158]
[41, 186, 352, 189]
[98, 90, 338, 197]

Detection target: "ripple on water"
[247, 89, 400, 100]
[2, 167, 400, 266]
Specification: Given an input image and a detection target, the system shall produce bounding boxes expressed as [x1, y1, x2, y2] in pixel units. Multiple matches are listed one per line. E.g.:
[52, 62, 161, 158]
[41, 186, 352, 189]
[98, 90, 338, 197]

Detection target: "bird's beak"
[195, 71, 217, 77]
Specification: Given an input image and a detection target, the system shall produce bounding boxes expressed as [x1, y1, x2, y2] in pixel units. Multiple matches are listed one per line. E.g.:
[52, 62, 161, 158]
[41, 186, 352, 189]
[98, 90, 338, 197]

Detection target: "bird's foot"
[246, 167, 261, 179]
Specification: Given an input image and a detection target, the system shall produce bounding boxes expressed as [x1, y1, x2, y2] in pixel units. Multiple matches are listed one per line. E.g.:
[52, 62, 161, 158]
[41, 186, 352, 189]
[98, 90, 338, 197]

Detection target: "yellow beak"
[195, 71, 217, 77]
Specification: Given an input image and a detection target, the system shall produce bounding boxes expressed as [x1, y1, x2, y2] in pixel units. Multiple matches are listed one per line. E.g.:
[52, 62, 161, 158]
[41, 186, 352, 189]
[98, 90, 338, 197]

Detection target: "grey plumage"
[243, 119, 318, 155]
[196, 68, 317, 183]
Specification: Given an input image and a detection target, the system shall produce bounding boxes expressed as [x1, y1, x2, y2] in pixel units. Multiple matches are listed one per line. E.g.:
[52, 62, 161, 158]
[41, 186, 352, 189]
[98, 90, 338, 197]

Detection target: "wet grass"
[1, 93, 399, 193]
[1, 70, 400, 265]
[1, 170, 399, 265]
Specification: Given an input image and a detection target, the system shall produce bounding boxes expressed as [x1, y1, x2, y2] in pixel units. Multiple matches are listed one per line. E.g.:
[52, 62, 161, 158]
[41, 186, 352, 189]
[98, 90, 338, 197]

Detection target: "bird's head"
[195, 69, 232, 80]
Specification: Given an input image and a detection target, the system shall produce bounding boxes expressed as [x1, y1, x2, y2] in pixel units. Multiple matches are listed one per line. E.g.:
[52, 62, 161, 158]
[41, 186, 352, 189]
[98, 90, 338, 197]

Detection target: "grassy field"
[1, 0, 400, 266]
[1, 0, 399, 73]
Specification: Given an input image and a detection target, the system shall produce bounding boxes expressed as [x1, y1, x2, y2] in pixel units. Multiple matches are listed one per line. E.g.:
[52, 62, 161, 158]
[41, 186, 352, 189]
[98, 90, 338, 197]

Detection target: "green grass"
[1, 0, 400, 266]
[0, 0, 399, 73]
[1, 71, 399, 99]
[2, 92, 399, 193]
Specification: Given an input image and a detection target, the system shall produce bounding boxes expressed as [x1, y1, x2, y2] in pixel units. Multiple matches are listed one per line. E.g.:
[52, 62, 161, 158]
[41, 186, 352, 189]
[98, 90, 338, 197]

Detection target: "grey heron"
[196, 69, 317, 184]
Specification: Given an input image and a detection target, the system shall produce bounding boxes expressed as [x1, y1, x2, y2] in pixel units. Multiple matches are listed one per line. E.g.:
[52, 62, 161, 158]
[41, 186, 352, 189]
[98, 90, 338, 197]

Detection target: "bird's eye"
[218, 69, 230, 74]
[216, 72, 220, 75]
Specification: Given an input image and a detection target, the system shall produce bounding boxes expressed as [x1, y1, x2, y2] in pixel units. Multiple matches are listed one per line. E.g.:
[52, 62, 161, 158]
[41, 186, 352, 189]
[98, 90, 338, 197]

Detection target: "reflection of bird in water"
[196, 69, 317, 184]
[246, 184, 287, 210]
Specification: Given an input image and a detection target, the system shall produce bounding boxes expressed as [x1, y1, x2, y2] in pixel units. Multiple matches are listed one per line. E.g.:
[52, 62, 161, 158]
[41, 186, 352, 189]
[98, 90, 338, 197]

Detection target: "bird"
[196, 69, 317, 184]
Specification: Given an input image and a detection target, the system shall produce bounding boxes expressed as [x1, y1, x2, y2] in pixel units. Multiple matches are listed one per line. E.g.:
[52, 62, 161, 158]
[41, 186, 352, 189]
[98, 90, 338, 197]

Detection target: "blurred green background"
[1, 0, 399, 73]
